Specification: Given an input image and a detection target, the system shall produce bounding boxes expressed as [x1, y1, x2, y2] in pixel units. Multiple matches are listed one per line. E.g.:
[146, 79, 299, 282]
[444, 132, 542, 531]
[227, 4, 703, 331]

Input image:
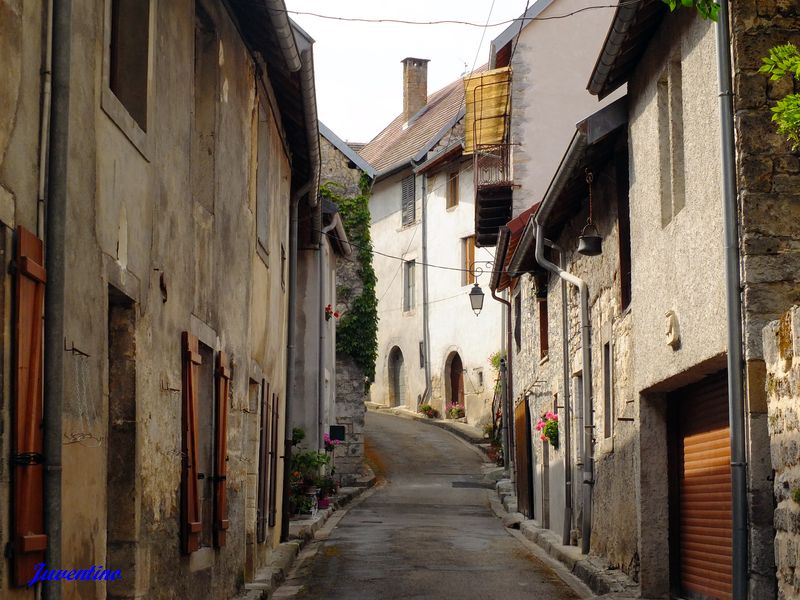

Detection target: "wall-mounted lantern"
[469, 283, 485, 316]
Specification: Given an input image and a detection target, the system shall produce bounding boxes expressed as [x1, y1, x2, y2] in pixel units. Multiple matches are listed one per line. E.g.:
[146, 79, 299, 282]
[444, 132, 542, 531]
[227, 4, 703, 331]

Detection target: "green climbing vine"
[760, 43, 800, 150]
[661, 0, 719, 21]
[321, 173, 378, 382]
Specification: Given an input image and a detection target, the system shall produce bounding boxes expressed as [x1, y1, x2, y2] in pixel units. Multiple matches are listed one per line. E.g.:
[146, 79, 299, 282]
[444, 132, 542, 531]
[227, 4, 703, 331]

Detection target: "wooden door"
[514, 398, 533, 518]
[672, 373, 732, 600]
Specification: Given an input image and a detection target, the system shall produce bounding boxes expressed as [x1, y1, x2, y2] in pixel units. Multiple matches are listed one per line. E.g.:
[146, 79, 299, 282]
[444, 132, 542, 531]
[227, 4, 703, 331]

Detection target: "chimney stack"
[402, 57, 429, 122]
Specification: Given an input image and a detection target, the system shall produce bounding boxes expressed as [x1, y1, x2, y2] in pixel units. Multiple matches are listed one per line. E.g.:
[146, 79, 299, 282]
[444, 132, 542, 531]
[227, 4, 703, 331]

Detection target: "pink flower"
[551, 414, 558, 422]
[334, 311, 340, 318]
[545, 411, 555, 420]
[535, 421, 544, 431]
[540, 434, 547, 441]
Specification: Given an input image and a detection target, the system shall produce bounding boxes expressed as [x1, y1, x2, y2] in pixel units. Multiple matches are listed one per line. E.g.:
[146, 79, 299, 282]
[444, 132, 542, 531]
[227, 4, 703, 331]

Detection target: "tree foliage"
[321, 174, 379, 382]
[760, 44, 800, 150]
[661, 0, 719, 21]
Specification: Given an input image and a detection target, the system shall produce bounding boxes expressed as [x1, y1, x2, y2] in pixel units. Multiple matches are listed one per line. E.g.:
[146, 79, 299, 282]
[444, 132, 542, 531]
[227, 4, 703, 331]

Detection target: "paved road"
[294, 411, 581, 600]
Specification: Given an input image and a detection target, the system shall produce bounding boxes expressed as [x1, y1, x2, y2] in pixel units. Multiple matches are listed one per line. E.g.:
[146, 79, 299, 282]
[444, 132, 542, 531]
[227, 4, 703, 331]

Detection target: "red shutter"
[13, 227, 47, 587]
[213, 351, 231, 547]
[181, 332, 202, 554]
[268, 393, 279, 527]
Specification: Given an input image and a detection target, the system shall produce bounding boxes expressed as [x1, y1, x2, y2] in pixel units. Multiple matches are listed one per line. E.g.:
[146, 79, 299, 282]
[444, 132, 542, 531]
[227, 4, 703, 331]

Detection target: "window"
[419, 341, 425, 368]
[196, 342, 215, 548]
[463, 236, 476, 285]
[447, 171, 459, 209]
[617, 150, 632, 310]
[476, 368, 484, 389]
[256, 103, 270, 254]
[603, 342, 613, 439]
[658, 60, 685, 226]
[403, 260, 415, 311]
[539, 297, 549, 360]
[401, 175, 415, 226]
[514, 293, 522, 352]
[192, 5, 219, 213]
[109, 0, 150, 131]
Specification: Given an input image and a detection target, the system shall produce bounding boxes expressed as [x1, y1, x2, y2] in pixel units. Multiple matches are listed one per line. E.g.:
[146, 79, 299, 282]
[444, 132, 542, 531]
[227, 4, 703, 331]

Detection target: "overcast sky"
[285, 1, 526, 144]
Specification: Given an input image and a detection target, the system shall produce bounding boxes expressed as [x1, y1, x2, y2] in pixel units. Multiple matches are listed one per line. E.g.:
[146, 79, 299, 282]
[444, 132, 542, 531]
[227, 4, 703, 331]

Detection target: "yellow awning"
[463, 67, 512, 154]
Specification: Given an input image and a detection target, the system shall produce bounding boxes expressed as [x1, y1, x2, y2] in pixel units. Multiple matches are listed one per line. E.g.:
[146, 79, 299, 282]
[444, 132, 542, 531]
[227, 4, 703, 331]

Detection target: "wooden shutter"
[401, 175, 415, 225]
[676, 373, 732, 600]
[181, 332, 202, 554]
[447, 171, 459, 209]
[213, 351, 231, 547]
[514, 399, 533, 518]
[268, 393, 280, 527]
[464, 236, 475, 285]
[13, 227, 47, 587]
[256, 381, 269, 543]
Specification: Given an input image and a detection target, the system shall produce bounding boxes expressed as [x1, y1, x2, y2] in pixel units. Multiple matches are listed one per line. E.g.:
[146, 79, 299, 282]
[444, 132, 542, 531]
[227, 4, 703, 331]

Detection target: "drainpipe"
[37, 0, 54, 239]
[318, 217, 341, 449]
[43, 0, 69, 597]
[420, 171, 432, 406]
[492, 289, 513, 478]
[716, 2, 747, 597]
[281, 180, 314, 542]
[545, 241, 573, 547]
[534, 223, 593, 554]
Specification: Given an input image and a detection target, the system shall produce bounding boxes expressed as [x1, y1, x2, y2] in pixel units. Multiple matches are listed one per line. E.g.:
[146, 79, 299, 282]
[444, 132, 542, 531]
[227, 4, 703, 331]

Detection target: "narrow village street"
[278, 411, 583, 600]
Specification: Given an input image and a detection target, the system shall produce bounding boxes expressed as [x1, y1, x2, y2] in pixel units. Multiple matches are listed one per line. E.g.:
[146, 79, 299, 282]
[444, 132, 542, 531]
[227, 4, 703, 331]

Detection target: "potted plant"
[419, 404, 440, 419]
[535, 411, 559, 449]
[447, 402, 465, 420]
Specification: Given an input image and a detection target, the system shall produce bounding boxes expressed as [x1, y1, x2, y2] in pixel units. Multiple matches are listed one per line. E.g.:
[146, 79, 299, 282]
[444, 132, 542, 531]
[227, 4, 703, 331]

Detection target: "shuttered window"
[13, 227, 47, 587]
[256, 381, 270, 543]
[268, 392, 280, 528]
[213, 352, 231, 547]
[401, 175, 415, 226]
[181, 332, 203, 554]
[539, 298, 549, 360]
[447, 171, 459, 209]
[463, 236, 475, 285]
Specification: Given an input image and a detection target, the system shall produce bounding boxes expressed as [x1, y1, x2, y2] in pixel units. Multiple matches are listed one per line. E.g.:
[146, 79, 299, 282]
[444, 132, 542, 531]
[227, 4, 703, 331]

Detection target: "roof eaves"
[507, 217, 536, 278]
[319, 121, 376, 179]
[489, 0, 556, 62]
[412, 107, 466, 164]
[490, 227, 511, 291]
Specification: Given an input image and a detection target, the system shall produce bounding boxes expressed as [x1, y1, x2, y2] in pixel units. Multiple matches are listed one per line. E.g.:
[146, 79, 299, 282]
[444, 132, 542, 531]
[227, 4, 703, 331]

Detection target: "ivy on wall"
[321, 174, 379, 382]
[661, 0, 719, 21]
[760, 44, 800, 150]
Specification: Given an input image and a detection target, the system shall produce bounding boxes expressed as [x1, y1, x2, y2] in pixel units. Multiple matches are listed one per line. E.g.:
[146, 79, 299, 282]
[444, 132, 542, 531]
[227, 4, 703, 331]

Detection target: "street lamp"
[469, 283, 484, 316]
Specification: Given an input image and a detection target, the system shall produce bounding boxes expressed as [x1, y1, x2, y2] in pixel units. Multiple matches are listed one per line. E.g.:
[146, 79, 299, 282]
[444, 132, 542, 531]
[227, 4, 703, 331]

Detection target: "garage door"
[675, 372, 732, 600]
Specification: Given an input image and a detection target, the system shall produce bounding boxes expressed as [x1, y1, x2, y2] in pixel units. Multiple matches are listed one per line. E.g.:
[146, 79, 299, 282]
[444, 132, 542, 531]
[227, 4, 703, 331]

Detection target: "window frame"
[446, 170, 459, 209]
[101, 0, 156, 159]
[403, 259, 416, 312]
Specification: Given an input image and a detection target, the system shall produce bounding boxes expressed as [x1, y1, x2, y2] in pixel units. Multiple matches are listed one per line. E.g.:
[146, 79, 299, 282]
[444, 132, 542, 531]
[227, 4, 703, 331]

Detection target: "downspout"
[281, 180, 314, 542]
[491, 289, 512, 477]
[545, 241, 573, 547]
[716, 2, 747, 597]
[37, 0, 53, 239]
[420, 170, 432, 405]
[318, 217, 341, 449]
[43, 0, 69, 597]
[534, 223, 593, 555]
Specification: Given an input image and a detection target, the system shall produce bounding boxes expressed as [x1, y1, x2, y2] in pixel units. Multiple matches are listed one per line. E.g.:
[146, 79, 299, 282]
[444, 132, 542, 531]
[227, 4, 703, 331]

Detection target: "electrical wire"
[278, 2, 639, 27]
[509, 0, 532, 66]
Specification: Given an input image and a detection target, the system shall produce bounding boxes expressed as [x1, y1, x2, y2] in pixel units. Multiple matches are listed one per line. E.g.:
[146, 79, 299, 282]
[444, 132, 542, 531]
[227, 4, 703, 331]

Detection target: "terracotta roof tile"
[359, 74, 472, 174]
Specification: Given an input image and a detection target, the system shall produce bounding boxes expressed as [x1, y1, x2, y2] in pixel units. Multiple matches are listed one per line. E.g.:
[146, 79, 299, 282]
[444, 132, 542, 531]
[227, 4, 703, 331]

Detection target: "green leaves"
[661, 0, 719, 21]
[760, 44, 800, 150]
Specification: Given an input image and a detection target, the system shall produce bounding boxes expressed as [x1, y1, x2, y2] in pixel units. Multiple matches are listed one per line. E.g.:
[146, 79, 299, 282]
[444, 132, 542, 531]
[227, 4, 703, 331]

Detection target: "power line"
[279, 3, 637, 27]
[509, 0, 532, 66]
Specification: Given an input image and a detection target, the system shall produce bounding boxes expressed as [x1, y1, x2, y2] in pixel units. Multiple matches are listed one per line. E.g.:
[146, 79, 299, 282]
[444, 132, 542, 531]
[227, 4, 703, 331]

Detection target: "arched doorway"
[445, 352, 464, 411]
[388, 347, 405, 407]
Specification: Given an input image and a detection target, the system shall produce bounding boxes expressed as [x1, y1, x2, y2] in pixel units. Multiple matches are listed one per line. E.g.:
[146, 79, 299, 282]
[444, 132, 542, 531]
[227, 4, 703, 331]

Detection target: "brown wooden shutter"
[213, 351, 231, 547]
[677, 373, 732, 600]
[401, 175, 415, 225]
[181, 332, 202, 554]
[268, 393, 280, 527]
[514, 399, 533, 519]
[13, 227, 47, 587]
[256, 381, 269, 543]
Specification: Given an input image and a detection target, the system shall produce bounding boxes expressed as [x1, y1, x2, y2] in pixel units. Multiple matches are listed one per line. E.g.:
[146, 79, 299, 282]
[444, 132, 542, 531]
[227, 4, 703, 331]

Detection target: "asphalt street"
[293, 411, 581, 600]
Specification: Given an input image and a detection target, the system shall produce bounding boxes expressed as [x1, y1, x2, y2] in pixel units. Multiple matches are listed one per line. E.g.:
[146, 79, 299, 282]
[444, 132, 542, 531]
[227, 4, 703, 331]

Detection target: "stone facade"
[0, 2, 315, 598]
[319, 133, 368, 484]
[764, 305, 800, 600]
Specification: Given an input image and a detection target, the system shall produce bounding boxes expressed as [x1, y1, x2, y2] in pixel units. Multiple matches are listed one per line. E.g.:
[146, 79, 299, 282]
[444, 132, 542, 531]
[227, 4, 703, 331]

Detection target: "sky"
[285, 1, 527, 144]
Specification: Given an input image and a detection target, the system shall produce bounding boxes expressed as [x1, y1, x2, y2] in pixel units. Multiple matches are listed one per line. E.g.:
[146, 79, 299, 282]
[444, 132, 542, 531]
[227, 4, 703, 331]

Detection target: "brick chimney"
[402, 57, 429, 122]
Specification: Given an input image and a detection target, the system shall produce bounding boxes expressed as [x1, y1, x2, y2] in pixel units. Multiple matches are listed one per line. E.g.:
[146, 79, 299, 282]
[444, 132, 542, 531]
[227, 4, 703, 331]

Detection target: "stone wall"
[320, 135, 368, 485]
[763, 305, 800, 600]
[732, 3, 800, 595]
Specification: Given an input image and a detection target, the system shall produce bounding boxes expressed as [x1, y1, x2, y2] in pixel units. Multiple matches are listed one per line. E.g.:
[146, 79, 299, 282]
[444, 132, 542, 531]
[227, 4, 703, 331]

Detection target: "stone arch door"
[445, 352, 464, 411]
[388, 346, 405, 407]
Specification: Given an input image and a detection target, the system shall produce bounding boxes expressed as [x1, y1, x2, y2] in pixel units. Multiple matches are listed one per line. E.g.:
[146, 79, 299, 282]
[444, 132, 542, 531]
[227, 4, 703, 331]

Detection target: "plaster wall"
[507, 0, 622, 218]
[370, 170, 426, 409]
[0, 1, 296, 597]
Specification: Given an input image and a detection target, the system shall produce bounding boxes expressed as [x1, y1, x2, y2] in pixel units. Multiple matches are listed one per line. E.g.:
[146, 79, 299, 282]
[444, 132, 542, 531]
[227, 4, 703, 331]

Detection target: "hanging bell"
[578, 222, 602, 256]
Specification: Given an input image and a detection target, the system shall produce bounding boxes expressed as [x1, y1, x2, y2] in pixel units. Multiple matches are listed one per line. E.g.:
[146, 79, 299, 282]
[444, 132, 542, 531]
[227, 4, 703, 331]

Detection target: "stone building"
[493, 1, 800, 598]
[0, 1, 320, 598]
[359, 59, 503, 424]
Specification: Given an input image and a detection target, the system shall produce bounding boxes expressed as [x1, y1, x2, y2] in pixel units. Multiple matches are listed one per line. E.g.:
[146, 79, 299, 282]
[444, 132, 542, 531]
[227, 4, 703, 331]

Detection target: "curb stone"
[234, 470, 376, 600]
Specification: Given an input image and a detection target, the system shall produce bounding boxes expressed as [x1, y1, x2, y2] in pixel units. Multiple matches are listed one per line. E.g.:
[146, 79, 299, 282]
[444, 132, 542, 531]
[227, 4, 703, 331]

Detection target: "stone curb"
[492, 479, 638, 599]
[235, 472, 376, 600]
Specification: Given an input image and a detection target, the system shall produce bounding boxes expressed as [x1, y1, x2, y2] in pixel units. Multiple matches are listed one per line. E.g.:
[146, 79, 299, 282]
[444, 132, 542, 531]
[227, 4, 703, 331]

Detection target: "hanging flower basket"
[535, 411, 559, 449]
